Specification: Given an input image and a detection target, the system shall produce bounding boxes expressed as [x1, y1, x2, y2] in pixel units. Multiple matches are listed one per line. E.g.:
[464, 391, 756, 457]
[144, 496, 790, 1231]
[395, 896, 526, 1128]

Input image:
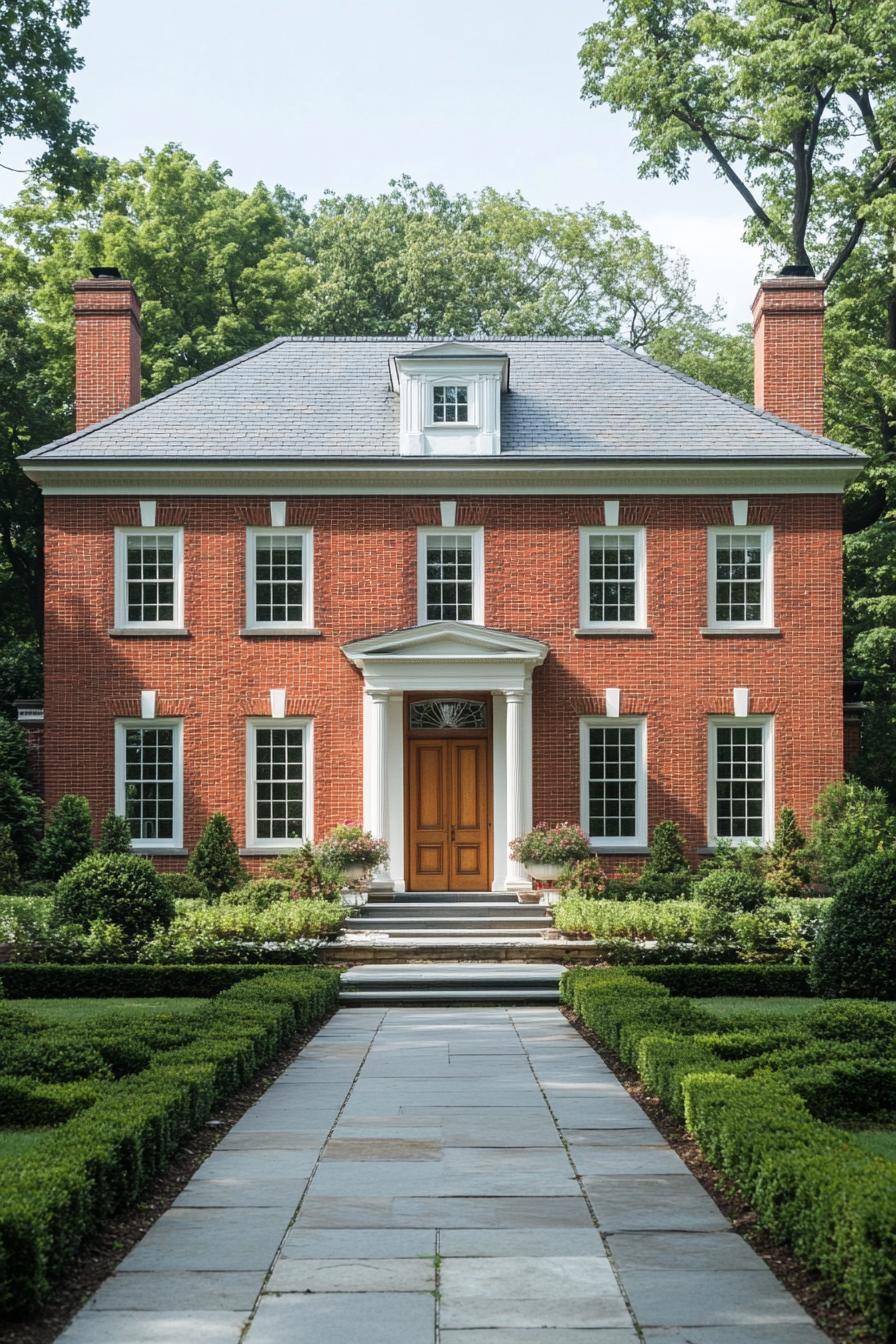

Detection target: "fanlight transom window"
[409, 699, 486, 730]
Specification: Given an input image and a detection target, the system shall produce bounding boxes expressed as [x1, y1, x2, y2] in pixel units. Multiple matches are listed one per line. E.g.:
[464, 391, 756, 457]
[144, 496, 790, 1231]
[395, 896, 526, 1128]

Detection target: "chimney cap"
[88, 265, 123, 279]
[778, 263, 815, 278]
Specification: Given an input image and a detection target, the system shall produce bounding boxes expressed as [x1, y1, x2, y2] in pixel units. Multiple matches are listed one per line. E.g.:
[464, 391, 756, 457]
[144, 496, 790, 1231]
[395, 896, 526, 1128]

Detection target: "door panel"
[407, 735, 489, 891]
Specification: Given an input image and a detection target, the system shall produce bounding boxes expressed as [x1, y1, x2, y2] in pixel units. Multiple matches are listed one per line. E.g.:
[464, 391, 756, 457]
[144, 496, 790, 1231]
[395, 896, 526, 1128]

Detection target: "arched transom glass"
[409, 699, 487, 730]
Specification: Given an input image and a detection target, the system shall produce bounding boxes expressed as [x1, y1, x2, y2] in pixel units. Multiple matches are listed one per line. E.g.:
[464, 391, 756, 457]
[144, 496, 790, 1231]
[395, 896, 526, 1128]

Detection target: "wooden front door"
[407, 736, 490, 891]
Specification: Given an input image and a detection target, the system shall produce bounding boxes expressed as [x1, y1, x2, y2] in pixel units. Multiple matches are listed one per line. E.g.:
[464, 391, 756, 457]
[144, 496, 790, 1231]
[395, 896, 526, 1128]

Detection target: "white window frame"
[706, 525, 774, 631]
[426, 380, 476, 428]
[114, 718, 184, 850]
[707, 715, 775, 847]
[579, 526, 647, 631]
[417, 526, 485, 625]
[579, 716, 648, 850]
[245, 527, 314, 632]
[114, 527, 184, 631]
[245, 717, 314, 851]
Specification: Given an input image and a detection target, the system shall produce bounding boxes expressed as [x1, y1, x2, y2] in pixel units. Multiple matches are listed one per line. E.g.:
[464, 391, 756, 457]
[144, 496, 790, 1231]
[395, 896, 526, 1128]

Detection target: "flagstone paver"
[57, 1007, 831, 1343]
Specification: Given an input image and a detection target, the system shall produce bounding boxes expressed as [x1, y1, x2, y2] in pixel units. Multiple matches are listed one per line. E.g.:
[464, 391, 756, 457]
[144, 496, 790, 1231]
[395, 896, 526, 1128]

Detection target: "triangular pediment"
[394, 341, 508, 361]
[343, 621, 548, 665]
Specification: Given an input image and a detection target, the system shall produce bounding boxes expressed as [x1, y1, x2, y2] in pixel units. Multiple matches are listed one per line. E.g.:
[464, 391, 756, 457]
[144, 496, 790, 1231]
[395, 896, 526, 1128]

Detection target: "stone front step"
[351, 902, 548, 919]
[339, 961, 563, 1006]
[348, 914, 551, 932]
[321, 939, 596, 964]
[345, 926, 551, 940]
[372, 890, 522, 904]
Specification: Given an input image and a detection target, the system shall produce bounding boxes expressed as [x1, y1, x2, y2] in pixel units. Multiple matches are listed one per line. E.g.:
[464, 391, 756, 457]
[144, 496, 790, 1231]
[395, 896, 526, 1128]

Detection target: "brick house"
[20, 271, 864, 892]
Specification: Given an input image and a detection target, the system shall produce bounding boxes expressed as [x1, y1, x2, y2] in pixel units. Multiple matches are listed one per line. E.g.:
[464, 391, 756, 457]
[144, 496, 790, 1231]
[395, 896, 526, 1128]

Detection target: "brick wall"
[73, 278, 142, 431]
[42, 492, 844, 869]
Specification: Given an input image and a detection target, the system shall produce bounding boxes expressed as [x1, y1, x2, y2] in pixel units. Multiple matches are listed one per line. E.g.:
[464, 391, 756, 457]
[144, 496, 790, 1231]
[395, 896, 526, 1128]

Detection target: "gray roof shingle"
[23, 336, 862, 462]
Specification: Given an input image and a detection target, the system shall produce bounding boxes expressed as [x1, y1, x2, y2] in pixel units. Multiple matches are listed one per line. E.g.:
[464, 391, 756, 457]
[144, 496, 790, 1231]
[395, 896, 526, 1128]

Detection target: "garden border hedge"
[560, 967, 896, 1339]
[0, 963, 274, 998]
[0, 968, 340, 1316]
[633, 963, 811, 996]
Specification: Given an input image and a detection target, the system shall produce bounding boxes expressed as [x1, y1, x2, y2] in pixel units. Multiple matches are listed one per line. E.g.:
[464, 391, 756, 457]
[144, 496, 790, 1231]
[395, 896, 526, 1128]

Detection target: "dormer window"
[433, 384, 468, 424]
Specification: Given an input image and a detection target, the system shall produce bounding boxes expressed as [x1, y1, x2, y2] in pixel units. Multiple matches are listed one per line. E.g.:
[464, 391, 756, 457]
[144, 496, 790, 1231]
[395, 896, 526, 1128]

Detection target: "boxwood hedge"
[560, 966, 896, 1339]
[0, 968, 339, 1316]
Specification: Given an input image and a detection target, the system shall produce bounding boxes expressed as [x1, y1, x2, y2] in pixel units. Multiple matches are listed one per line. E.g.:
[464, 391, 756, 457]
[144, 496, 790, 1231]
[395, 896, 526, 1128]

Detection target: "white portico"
[342, 622, 548, 893]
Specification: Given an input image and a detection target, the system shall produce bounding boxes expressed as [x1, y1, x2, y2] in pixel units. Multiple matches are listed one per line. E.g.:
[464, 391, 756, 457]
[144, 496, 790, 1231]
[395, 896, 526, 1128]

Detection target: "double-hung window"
[707, 527, 774, 630]
[114, 719, 183, 849]
[709, 717, 774, 845]
[418, 527, 484, 624]
[580, 717, 647, 849]
[246, 528, 313, 632]
[579, 528, 646, 630]
[114, 528, 184, 631]
[246, 718, 312, 849]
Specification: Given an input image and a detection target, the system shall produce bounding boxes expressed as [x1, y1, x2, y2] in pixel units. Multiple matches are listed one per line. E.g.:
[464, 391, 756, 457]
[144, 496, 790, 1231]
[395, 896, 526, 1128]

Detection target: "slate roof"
[23, 336, 862, 462]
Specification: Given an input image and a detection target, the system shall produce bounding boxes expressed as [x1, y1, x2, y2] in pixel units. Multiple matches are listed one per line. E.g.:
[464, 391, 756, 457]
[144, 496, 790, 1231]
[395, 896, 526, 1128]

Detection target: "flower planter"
[525, 862, 564, 883]
[516, 888, 543, 904]
[341, 863, 366, 882]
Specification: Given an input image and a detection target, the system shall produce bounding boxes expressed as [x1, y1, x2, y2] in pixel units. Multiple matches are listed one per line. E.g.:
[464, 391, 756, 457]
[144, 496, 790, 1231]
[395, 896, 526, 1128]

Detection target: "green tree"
[579, 0, 896, 795]
[0, 822, 21, 891]
[0, 1, 93, 186]
[187, 812, 243, 896]
[37, 791, 92, 879]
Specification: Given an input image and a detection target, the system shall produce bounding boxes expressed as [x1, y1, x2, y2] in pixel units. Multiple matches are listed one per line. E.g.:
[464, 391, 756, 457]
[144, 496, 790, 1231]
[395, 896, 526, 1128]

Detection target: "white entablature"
[388, 342, 510, 457]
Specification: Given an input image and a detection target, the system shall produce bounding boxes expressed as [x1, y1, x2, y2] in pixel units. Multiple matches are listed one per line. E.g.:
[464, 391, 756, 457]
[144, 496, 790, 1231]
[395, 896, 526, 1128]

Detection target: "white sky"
[1, 0, 765, 330]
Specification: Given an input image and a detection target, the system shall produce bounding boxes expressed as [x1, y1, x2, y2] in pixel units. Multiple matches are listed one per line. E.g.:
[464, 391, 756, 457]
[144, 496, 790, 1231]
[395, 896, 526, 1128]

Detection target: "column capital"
[366, 688, 392, 703]
[503, 689, 525, 704]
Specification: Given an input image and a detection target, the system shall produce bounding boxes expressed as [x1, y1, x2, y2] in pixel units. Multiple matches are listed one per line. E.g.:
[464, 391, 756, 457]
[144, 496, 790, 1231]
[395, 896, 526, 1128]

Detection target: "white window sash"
[578, 526, 647, 630]
[245, 527, 314, 631]
[707, 715, 775, 847]
[706, 525, 774, 630]
[114, 718, 183, 850]
[245, 717, 313, 850]
[426, 379, 477, 429]
[416, 526, 484, 625]
[114, 527, 184, 630]
[579, 716, 648, 849]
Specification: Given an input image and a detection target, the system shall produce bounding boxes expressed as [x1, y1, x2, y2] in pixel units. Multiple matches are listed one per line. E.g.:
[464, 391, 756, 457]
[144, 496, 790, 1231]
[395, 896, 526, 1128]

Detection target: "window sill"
[590, 844, 650, 855]
[109, 627, 191, 639]
[131, 846, 189, 857]
[700, 627, 781, 638]
[239, 627, 322, 639]
[239, 846, 305, 856]
[575, 627, 654, 639]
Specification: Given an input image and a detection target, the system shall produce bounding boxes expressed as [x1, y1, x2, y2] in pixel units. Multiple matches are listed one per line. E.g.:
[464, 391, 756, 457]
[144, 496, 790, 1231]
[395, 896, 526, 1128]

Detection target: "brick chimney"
[73, 267, 142, 431]
[751, 271, 825, 435]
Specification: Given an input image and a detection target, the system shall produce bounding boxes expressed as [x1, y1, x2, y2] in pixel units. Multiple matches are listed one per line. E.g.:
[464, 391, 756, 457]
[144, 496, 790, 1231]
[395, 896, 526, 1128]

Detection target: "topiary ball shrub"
[810, 851, 896, 1000]
[693, 867, 767, 914]
[158, 872, 210, 903]
[220, 878, 294, 911]
[54, 854, 174, 940]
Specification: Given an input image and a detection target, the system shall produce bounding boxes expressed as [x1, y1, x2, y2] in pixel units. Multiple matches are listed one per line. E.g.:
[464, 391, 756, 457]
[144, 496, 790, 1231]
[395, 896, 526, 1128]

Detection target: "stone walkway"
[58, 1008, 830, 1343]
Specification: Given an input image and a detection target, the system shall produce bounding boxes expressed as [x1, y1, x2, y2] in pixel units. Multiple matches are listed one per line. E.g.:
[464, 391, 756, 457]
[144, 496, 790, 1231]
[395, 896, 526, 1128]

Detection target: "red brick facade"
[43, 491, 844, 869]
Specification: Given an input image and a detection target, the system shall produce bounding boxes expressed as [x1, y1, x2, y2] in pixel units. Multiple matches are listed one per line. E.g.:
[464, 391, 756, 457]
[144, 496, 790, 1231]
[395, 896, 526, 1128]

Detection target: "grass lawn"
[852, 1129, 896, 1162]
[16, 997, 206, 1024]
[0, 1130, 47, 1160]
[701, 996, 823, 1020]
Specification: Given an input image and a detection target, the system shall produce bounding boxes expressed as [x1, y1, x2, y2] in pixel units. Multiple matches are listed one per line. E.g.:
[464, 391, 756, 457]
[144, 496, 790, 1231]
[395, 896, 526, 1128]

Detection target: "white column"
[366, 689, 393, 890]
[504, 689, 530, 891]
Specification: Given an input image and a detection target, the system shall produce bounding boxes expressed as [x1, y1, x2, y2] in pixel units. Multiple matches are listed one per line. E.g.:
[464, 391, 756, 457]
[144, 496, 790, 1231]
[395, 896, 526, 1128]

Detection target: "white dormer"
[389, 342, 510, 456]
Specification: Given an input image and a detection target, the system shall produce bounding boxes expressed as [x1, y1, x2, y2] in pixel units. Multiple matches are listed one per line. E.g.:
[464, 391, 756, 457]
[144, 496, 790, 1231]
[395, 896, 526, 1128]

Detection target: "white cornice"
[22, 457, 863, 495]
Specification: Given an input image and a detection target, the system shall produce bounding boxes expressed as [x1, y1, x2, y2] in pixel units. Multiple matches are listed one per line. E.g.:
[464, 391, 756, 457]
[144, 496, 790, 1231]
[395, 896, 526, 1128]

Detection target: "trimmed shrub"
[55, 853, 174, 939]
[764, 806, 812, 899]
[556, 855, 607, 900]
[693, 867, 767, 914]
[810, 778, 896, 882]
[98, 810, 133, 855]
[221, 878, 294, 910]
[810, 850, 896, 1000]
[267, 844, 343, 901]
[638, 821, 692, 901]
[158, 872, 209, 902]
[38, 795, 93, 881]
[0, 963, 272, 998]
[0, 969, 340, 1315]
[187, 813, 244, 895]
[635, 963, 811, 997]
[0, 1035, 112, 1084]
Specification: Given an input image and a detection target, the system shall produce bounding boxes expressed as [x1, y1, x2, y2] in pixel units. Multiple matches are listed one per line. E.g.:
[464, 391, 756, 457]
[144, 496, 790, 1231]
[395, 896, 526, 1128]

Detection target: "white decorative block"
[140, 690, 157, 720]
[270, 500, 287, 528]
[731, 499, 749, 527]
[604, 500, 620, 527]
[139, 500, 156, 528]
[605, 687, 621, 718]
[733, 687, 750, 718]
[270, 688, 287, 719]
[440, 500, 457, 527]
